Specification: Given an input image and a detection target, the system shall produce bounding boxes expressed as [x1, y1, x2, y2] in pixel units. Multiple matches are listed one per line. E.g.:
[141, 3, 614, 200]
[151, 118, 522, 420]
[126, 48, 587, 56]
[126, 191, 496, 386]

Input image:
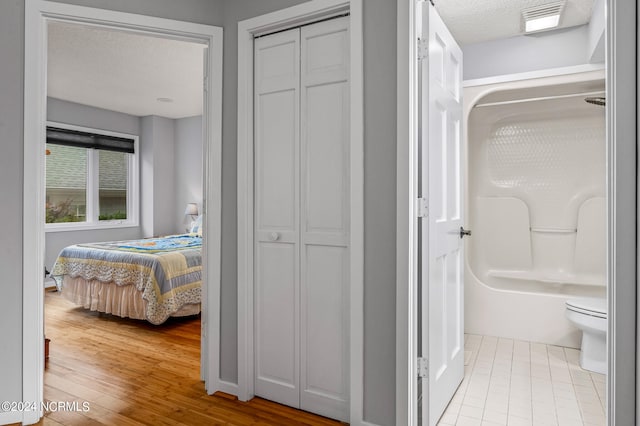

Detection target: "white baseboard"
[0, 410, 25, 425]
[44, 277, 56, 289]
[216, 379, 239, 397]
[358, 420, 382, 426]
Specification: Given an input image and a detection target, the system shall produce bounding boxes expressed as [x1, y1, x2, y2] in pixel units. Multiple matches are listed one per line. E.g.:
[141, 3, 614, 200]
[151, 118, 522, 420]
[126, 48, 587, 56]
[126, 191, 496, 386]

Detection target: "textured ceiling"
[434, 0, 596, 45]
[48, 21, 204, 119]
[48, 1, 596, 117]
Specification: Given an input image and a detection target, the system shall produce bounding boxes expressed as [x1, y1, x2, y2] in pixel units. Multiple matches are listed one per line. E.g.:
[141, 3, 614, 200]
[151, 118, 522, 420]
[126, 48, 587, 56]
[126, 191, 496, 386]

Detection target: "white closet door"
[253, 17, 350, 421]
[254, 27, 301, 408]
[299, 17, 350, 422]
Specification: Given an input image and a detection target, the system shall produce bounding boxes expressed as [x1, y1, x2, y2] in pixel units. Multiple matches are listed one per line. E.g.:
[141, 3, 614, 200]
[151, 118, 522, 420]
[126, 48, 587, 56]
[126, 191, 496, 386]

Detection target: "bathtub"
[464, 69, 606, 348]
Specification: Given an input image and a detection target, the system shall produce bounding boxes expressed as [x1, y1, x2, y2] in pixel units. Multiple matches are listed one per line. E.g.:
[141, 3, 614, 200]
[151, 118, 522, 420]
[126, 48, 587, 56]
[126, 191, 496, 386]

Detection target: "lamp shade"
[184, 203, 199, 216]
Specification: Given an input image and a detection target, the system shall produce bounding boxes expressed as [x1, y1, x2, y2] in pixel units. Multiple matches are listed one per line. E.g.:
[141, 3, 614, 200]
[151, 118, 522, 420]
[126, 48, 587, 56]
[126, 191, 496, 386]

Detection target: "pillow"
[190, 214, 203, 236]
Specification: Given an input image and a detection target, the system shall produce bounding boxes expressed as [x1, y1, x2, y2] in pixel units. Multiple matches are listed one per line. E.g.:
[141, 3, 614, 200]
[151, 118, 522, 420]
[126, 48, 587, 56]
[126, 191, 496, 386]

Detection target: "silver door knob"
[459, 227, 472, 238]
[269, 232, 280, 241]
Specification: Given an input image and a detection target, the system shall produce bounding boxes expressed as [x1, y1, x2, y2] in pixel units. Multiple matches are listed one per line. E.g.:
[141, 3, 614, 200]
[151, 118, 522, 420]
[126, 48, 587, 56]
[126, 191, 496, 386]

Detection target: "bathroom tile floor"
[438, 334, 606, 426]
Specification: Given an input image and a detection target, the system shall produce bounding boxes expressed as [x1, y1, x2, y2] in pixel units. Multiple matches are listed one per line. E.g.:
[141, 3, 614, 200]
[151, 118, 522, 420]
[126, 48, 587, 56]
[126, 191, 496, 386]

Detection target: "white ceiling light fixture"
[522, 1, 566, 34]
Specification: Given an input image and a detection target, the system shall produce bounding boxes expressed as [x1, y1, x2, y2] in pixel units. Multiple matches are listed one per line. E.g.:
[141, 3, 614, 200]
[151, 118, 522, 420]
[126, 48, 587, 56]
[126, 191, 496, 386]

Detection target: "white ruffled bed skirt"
[60, 275, 201, 321]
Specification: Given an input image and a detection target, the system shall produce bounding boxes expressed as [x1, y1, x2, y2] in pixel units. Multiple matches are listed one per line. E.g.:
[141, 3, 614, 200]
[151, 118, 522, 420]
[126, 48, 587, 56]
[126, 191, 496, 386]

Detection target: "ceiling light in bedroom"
[522, 1, 565, 34]
[156, 97, 173, 103]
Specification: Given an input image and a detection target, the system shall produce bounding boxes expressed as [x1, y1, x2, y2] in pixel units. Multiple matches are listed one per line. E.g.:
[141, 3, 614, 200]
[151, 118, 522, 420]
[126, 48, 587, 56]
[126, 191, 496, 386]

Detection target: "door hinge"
[418, 38, 428, 61]
[417, 357, 428, 378]
[417, 197, 428, 218]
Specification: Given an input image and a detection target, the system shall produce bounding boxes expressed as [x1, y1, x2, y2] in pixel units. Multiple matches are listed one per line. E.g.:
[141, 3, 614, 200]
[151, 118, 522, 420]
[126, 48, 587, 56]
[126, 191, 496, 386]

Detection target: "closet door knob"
[269, 232, 280, 241]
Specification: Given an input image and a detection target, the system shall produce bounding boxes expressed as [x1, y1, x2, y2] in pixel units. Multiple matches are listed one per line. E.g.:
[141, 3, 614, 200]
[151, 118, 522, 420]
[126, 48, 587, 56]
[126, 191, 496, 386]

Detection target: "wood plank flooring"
[35, 290, 344, 426]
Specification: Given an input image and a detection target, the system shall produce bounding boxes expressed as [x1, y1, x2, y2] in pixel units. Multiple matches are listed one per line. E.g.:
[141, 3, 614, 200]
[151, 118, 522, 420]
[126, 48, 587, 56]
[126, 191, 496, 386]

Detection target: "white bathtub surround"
[464, 70, 607, 347]
[438, 334, 606, 426]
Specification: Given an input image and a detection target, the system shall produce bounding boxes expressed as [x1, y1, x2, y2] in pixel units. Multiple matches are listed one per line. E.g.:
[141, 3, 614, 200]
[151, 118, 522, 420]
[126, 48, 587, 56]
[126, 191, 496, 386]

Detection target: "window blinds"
[46, 127, 135, 154]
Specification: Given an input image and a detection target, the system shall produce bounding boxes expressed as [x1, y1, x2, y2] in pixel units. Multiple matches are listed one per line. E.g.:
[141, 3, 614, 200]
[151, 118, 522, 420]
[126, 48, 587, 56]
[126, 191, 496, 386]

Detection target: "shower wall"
[464, 70, 606, 347]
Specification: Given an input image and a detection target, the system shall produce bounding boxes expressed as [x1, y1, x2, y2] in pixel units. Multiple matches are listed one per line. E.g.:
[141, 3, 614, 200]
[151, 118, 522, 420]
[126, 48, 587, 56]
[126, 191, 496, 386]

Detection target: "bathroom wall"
[463, 25, 592, 81]
[462, 2, 606, 82]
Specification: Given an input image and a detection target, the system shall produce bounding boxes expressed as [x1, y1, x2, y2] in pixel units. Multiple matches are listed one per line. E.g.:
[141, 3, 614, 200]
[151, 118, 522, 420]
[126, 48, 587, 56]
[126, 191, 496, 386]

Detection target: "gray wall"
[140, 116, 155, 237]
[0, 0, 24, 408]
[140, 115, 177, 237]
[174, 116, 203, 234]
[50, 0, 224, 26]
[150, 116, 176, 236]
[47, 97, 140, 135]
[463, 25, 591, 80]
[362, 2, 397, 423]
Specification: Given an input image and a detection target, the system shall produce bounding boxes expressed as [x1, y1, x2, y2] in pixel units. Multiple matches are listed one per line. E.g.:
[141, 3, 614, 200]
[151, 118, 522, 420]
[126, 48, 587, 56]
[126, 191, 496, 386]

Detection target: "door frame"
[23, 1, 223, 424]
[396, 1, 420, 425]
[236, 0, 364, 422]
[397, 1, 637, 425]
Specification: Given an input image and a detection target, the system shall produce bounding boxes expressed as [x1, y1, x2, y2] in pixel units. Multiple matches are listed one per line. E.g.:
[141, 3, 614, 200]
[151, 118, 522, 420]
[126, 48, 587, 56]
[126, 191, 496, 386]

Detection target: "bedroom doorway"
[23, 2, 223, 423]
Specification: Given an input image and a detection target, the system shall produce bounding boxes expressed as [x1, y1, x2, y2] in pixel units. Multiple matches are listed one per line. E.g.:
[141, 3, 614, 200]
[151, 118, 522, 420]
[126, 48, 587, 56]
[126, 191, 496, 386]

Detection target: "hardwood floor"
[37, 290, 344, 426]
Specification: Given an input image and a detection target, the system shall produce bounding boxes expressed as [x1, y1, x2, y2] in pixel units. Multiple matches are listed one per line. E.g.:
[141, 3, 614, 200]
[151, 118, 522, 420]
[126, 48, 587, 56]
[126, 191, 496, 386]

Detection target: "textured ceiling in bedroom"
[434, 0, 596, 45]
[48, 21, 205, 119]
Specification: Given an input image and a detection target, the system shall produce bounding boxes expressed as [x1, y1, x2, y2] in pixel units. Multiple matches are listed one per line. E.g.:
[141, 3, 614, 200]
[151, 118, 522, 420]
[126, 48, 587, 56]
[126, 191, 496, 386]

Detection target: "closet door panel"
[301, 244, 349, 418]
[254, 28, 301, 408]
[255, 243, 297, 389]
[256, 91, 297, 235]
[303, 20, 349, 87]
[304, 82, 349, 237]
[255, 30, 300, 94]
[299, 17, 350, 422]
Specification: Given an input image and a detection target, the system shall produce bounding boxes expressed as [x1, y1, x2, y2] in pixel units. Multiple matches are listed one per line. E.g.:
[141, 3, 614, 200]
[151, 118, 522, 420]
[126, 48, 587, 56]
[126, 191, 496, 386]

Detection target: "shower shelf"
[487, 269, 604, 287]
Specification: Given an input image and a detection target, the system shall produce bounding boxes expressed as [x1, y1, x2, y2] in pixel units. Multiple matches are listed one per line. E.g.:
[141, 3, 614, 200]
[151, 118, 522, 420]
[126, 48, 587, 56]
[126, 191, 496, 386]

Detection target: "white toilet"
[565, 297, 607, 375]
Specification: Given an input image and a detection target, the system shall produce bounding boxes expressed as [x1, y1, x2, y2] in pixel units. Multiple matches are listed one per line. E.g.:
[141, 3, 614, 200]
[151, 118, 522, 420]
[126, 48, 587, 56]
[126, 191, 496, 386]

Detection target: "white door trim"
[397, 0, 637, 425]
[395, 0, 419, 425]
[236, 0, 364, 423]
[23, 2, 223, 424]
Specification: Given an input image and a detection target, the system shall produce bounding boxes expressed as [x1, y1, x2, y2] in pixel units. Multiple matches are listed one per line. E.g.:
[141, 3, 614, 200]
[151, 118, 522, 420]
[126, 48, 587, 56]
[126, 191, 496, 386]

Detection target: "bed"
[51, 233, 202, 324]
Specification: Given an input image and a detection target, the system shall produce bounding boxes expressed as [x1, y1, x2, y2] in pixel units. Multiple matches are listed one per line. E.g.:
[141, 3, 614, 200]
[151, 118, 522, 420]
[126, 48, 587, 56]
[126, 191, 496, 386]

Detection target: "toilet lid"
[566, 297, 607, 319]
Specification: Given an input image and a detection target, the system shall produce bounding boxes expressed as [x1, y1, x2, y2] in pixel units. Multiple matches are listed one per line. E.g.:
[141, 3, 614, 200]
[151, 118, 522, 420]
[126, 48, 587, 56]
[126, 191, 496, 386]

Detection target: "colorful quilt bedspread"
[51, 234, 202, 324]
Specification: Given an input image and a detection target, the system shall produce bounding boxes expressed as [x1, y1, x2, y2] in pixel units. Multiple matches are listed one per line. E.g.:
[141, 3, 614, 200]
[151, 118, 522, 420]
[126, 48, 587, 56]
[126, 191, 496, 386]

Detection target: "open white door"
[418, 2, 465, 425]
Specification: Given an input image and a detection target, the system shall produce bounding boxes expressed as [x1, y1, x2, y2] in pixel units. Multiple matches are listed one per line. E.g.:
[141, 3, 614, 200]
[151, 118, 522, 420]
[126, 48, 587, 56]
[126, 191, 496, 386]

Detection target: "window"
[45, 123, 139, 231]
